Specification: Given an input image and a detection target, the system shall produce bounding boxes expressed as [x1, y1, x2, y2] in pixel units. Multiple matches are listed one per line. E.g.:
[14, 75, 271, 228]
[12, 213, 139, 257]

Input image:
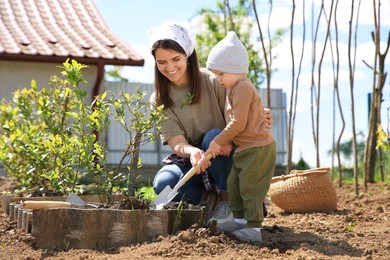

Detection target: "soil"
[0, 175, 389, 259]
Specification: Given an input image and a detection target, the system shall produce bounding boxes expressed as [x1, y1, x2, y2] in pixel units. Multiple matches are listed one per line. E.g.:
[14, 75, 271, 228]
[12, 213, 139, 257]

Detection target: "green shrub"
[0, 59, 164, 200]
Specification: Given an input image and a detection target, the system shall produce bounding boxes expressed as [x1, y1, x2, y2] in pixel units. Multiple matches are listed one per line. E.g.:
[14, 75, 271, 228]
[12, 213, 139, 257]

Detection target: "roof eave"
[0, 54, 145, 67]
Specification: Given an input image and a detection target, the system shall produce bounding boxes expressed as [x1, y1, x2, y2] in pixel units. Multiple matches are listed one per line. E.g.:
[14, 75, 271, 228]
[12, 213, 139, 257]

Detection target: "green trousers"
[227, 141, 276, 228]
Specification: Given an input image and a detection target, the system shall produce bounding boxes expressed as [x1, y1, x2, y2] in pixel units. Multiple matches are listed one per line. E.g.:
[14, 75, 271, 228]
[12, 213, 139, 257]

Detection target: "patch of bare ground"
[1, 175, 389, 259]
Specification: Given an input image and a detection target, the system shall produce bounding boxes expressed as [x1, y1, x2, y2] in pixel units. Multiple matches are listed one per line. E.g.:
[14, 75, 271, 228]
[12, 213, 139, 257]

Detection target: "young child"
[205, 31, 276, 244]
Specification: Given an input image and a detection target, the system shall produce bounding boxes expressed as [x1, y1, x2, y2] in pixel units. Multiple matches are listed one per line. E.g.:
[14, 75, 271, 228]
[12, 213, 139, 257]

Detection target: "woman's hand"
[193, 140, 220, 174]
[168, 135, 211, 173]
[189, 149, 211, 174]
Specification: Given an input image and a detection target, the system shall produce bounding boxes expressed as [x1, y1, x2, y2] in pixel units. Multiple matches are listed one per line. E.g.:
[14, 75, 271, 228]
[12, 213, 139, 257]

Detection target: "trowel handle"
[22, 201, 72, 209]
[179, 153, 213, 185]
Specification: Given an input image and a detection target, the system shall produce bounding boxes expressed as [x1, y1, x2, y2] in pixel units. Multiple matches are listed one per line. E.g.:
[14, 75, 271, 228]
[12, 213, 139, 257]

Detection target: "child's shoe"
[232, 228, 262, 244]
[216, 219, 247, 233]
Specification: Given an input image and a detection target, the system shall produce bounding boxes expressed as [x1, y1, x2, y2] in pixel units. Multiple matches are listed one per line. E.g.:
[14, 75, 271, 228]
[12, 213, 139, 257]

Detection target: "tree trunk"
[316, 0, 334, 168]
[364, 0, 389, 184]
[330, 0, 345, 186]
[365, 95, 378, 183]
[252, 0, 271, 107]
[224, 0, 235, 32]
[347, 0, 361, 196]
[287, 1, 296, 175]
[310, 1, 322, 167]
[128, 133, 142, 197]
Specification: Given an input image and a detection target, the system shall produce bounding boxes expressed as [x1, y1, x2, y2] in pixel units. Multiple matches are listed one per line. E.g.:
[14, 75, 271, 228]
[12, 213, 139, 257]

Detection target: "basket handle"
[272, 167, 330, 183]
[290, 167, 330, 175]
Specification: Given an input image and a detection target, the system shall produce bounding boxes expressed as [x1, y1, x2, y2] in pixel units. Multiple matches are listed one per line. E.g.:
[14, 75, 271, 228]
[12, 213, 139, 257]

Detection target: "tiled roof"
[0, 0, 144, 66]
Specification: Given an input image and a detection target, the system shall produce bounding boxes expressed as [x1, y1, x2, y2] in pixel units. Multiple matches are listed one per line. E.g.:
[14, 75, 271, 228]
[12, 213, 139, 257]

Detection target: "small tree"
[110, 89, 164, 197]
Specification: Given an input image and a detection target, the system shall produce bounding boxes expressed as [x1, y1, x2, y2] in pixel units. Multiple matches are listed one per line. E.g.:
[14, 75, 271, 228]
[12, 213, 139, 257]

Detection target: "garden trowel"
[152, 153, 212, 210]
[22, 192, 100, 209]
[66, 192, 100, 208]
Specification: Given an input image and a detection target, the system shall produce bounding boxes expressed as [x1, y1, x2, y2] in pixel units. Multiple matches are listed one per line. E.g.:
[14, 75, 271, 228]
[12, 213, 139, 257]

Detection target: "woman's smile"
[168, 70, 178, 75]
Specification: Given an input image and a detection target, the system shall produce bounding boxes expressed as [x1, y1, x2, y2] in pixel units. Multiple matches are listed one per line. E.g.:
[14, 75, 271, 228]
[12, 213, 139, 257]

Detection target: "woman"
[148, 24, 271, 223]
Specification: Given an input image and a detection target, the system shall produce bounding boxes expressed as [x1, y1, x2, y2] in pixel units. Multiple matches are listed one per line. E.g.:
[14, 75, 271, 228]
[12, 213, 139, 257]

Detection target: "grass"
[329, 165, 389, 186]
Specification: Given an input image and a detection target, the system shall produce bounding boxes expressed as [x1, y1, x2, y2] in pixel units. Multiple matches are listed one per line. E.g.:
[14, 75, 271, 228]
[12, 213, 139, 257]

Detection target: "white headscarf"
[147, 24, 196, 57]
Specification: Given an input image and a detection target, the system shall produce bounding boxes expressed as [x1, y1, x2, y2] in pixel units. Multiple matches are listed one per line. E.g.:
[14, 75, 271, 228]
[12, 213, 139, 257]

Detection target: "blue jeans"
[153, 128, 233, 205]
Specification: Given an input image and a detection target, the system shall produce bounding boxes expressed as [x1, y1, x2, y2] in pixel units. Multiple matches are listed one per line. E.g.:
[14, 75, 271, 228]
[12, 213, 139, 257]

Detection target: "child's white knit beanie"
[206, 31, 249, 74]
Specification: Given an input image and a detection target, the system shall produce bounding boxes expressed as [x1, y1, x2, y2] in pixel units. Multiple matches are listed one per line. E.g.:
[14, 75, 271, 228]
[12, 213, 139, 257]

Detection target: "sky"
[93, 0, 390, 168]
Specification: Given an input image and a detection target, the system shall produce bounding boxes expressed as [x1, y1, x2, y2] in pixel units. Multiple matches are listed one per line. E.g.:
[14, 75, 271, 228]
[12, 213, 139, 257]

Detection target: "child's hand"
[264, 108, 273, 128]
[205, 140, 221, 158]
[220, 143, 233, 156]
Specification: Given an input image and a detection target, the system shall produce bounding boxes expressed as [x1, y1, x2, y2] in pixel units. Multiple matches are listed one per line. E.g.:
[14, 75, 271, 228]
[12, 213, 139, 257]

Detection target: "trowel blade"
[66, 191, 87, 207]
[152, 185, 178, 209]
[66, 192, 100, 208]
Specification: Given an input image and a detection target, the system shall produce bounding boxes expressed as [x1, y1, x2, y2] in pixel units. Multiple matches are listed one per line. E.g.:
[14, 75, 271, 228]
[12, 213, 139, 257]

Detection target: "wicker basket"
[268, 167, 337, 213]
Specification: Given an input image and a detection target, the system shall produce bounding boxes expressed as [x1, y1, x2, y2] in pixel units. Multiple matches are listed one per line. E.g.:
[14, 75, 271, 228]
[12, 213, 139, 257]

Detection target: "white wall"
[0, 60, 98, 101]
[0, 60, 99, 174]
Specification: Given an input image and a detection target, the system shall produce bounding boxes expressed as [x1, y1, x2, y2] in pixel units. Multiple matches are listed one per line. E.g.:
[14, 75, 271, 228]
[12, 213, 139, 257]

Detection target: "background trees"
[194, 0, 389, 193]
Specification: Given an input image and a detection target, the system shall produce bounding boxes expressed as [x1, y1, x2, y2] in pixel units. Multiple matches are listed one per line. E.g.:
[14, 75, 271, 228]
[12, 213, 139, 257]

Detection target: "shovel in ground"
[152, 153, 212, 209]
[66, 192, 100, 208]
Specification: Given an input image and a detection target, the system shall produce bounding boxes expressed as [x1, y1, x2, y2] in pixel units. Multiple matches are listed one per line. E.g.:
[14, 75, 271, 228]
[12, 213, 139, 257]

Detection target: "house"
[0, 0, 144, 101]
[0, 0, 151, 177]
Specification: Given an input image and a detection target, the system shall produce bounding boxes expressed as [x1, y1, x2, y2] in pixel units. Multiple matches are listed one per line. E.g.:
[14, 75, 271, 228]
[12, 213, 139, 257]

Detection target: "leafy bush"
[0, 59, 164, 200]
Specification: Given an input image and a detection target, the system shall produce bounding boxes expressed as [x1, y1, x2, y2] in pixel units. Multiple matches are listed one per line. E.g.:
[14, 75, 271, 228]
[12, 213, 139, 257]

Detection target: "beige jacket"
[214, 77, 274, 153]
